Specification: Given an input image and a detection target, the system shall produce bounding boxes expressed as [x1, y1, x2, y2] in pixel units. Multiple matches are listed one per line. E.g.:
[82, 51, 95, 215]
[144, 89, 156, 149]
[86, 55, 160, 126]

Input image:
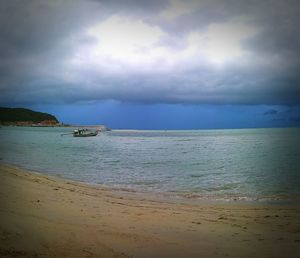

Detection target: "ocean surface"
[0, 126, 299, 201]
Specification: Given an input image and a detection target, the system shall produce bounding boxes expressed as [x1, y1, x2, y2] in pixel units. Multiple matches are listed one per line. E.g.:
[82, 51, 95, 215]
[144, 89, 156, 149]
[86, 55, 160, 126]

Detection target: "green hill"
[0, 107, 59, 124]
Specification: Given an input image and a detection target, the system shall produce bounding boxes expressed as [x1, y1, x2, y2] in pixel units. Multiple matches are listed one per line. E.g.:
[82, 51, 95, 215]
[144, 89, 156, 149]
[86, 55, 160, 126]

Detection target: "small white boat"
[73, 129, 99, 137]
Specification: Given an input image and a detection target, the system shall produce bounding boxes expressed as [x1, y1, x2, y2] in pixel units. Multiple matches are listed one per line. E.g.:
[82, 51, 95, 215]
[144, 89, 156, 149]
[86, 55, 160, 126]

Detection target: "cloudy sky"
[0, 0, 299, 128]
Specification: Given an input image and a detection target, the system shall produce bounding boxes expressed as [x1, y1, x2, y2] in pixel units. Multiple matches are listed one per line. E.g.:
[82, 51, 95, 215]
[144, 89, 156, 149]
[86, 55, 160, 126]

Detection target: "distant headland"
[0, 107, 110, 131]
[0, 107, 60, 126]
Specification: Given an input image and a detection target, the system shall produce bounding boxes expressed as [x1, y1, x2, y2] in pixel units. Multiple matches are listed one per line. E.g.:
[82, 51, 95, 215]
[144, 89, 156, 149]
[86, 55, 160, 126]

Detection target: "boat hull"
[73, 132, 98, 137]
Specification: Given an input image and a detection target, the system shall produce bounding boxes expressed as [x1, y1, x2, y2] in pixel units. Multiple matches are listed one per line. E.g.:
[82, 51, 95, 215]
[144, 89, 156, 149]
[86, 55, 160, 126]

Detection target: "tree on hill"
[0, 107, 59, 123]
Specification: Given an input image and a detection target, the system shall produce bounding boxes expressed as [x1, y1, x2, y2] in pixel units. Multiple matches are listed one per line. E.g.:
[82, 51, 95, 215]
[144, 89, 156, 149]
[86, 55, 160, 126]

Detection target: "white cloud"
[69, 13, 260, 78]
[68, 15, 188, 75]
[86, 15, 165, 63]
[186, 18, 259, 65]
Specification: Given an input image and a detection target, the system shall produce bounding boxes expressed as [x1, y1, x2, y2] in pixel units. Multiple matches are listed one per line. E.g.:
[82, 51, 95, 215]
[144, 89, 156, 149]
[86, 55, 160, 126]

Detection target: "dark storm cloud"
[0, 0, 299, 106]
[94, 0, 169, 14]
[263, 106, 300, 126]
[264, 110, 278, 115]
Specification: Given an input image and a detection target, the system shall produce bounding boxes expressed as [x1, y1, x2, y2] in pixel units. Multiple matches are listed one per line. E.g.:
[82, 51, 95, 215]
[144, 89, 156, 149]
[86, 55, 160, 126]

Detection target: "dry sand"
[0, 164, 299, 258]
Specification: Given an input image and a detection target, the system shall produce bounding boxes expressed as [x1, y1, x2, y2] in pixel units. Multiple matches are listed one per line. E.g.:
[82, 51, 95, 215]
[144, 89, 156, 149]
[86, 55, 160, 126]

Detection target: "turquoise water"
[0, 127, 299, 201]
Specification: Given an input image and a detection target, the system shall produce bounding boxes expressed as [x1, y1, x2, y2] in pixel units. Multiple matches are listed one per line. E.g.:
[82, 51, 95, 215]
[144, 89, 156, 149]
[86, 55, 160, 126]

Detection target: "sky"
[0, 0, 299, 129]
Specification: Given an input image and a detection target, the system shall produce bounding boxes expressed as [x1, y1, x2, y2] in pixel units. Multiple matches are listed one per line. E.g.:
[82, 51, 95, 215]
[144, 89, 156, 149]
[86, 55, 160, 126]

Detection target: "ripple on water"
[1, 127, 299, 201]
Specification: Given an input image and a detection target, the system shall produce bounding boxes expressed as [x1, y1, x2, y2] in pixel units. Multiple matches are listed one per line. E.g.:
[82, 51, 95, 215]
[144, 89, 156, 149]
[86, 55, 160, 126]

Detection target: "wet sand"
[0, 164, 299, 258]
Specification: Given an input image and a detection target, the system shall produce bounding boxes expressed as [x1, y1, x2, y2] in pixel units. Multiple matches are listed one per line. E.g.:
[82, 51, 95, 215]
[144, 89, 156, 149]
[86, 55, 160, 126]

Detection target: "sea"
[0, 126, 299, 202]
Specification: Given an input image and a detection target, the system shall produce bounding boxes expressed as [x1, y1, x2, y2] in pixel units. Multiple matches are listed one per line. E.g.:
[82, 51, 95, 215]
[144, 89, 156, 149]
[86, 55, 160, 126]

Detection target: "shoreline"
[1, 162, 299, 206]
[1, 164, 300, 257]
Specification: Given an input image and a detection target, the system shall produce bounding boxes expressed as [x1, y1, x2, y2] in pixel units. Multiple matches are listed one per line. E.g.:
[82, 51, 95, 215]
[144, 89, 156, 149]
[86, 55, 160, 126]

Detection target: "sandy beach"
[0, 164, 299, 258]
